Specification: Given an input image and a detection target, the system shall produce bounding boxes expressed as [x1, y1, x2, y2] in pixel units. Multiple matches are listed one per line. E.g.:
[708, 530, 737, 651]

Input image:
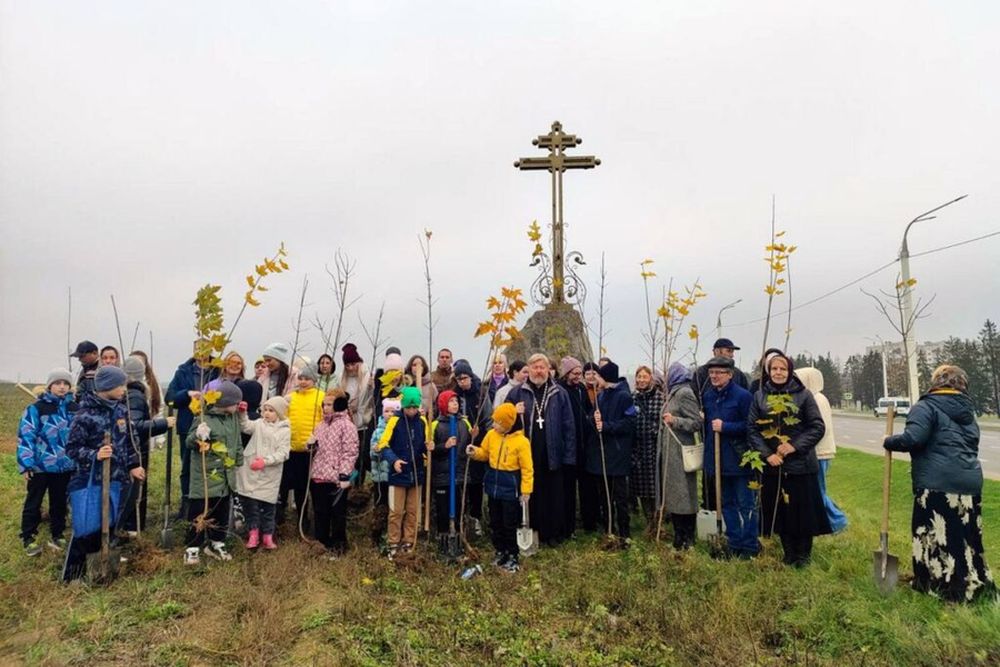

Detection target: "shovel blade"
[85, 549, 121, 586]
[517, 527, 534, 552]
[872, 550, 899, 593]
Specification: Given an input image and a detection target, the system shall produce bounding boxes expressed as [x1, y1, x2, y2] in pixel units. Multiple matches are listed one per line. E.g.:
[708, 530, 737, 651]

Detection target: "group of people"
[14, 334, 994, 600]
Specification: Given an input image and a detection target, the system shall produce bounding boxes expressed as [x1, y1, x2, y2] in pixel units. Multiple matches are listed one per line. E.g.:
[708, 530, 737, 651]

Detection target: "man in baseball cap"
[70, 341, 100, 401]
[694, 338, 749, 404]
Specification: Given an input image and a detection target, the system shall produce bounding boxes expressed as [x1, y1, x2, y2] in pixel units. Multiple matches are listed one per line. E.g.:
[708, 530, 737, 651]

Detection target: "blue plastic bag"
[69, 462, 122, 538]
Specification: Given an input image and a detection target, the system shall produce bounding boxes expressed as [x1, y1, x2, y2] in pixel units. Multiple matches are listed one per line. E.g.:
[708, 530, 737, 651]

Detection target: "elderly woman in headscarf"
[631, 365, 665, 530]
[884, 364, 995, 602]
[748, 352, 830, 567]
[658, 362, 703, 549]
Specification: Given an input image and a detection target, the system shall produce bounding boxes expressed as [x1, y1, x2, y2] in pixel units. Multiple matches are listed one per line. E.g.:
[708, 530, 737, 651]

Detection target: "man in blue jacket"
[702, 356, 759, 558]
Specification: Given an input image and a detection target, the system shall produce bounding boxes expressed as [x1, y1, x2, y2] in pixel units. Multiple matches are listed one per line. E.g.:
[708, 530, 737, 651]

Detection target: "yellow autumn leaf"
[641, 258, 654, 265]
[256, 284, 268, 292]
[657, 305, 670, 318]
[486, 296, 501, 310]
[688, 325, 699, 340]
[747, 480, 762, 491]
[255, 264, 268, 277]
[279, 259, 289, 270]
[474, 322, 496, 338]
[776, 230, 786, 237]
[245, 292, 261, 307]
[361, 577, 375, 586]
[906, 278, 917, 287]
[246, 275, 255, 288]
[203, 390, 222, 406]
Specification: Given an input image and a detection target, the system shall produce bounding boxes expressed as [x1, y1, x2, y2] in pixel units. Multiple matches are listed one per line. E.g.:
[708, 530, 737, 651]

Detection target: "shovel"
[873, 407, 898, 594]
[517, 497, 538, 556]
[707, 432, 729, 557]
[160, 406, 175, 548]
[86, 457, 121, 585]
[445, 417, 462, 559]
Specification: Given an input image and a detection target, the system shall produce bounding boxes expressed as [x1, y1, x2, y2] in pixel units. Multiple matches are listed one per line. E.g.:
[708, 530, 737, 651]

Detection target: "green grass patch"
[0, 383, 996, 665]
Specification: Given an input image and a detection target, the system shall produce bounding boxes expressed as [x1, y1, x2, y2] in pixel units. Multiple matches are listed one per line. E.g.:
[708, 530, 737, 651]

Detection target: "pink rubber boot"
[262, 534, 277, 550]
[245, 529, 260, 549]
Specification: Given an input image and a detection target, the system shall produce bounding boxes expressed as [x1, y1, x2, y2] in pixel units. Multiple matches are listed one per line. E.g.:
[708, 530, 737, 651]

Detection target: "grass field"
[0, 383, 997, 666]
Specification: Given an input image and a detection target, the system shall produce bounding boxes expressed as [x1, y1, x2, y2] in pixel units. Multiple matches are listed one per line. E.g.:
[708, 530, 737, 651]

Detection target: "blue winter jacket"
[17, 392, 78, 474]
[376, 413, 429, 487]
[66, 392, 140, 491]
[585, 381, 637, 477]
[165, 358, 220, 440]
[702, 381, 753, 476]
[506, 380, 577, 470]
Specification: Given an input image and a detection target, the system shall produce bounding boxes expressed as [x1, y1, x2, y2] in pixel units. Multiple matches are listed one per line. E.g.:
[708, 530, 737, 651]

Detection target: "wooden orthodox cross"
[514, 121, 600, 304]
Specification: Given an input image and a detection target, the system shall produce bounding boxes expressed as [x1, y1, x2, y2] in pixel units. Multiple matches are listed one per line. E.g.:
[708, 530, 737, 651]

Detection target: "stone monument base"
[505, 303, 595, 365]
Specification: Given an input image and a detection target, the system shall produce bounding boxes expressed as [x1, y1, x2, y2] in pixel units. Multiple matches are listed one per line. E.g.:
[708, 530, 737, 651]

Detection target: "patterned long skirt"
[911, 489, 996, 603]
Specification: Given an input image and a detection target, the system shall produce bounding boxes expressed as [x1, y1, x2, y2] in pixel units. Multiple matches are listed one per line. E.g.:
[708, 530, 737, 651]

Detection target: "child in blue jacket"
[17, 369, 78, 556]
[376, 387, 430, 557]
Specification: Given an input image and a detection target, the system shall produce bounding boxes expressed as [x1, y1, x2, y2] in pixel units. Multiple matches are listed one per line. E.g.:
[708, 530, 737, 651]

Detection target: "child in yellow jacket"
[279, 364, 323, 526]
[466, 402, 533, 573]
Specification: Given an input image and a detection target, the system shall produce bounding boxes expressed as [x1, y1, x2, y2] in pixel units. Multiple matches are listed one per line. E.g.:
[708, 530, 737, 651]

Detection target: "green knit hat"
[400, 386, 422, 409]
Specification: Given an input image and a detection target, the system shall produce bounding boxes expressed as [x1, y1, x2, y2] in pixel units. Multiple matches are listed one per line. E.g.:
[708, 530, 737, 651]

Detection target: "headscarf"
[666, 362, 692, 389]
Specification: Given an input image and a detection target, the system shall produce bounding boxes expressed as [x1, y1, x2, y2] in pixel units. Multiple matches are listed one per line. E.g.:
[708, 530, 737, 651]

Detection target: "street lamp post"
[865, 335, 889, 398]
[899, 195, 967, 402]
[715, 298, 742, 338]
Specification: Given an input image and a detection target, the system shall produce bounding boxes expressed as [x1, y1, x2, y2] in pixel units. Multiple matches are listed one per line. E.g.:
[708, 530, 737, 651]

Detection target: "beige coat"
[795, 367, 836, 460]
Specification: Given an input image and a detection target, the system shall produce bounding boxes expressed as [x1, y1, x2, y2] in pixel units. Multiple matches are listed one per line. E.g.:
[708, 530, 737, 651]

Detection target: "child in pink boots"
[237, 396, 291, 550]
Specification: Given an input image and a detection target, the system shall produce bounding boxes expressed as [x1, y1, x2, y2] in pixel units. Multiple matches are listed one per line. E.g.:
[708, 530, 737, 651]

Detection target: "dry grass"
[0, 383, 997, 666]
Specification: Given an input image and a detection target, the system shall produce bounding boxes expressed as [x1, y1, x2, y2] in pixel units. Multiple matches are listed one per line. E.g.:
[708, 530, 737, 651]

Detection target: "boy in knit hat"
[185, 379, 244, 561]
[429, 390, 473, 554]
[376, 386, 430, 558]
[237, 395, 291, 550]
[18, 368, 78, 556]
[62, 365, 145, 581]
[279, 363, 324, 527]
[467, 403, 533, 573]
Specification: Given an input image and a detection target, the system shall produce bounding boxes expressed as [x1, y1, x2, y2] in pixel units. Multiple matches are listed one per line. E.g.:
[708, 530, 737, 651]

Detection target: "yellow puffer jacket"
[288, 387, 324, 452]
[469, 428, 534, 496]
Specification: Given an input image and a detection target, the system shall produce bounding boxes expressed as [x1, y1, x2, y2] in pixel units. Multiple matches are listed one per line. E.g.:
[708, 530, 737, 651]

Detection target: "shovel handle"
[713, 432, 723, 521]
[881, 407, 895, 535]
[522, 496, 530, 525]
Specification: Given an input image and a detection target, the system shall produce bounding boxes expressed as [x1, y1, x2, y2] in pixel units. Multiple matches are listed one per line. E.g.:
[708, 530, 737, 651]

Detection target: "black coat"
[559, 379, 594, 467]
[127, 382, 169, 455]
[884, 390, 983, 495]
[585, 381, 637, 477]
[429, 414, 474, 487]
[747, 375, 825, 476]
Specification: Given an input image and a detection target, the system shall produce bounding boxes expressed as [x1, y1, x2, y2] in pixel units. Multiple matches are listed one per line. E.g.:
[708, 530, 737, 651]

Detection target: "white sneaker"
[472, 518, 484, 537]
[203, 542, 233, 562]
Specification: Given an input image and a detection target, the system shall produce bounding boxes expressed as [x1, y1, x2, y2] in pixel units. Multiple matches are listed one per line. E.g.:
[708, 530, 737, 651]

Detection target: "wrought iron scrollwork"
[530, 251, 587, 307]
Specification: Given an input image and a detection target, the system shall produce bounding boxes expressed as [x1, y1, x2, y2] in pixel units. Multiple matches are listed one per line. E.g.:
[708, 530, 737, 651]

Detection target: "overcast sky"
[2, 1, 998, 383]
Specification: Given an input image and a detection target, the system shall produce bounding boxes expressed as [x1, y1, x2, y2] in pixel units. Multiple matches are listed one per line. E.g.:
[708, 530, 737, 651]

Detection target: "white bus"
[875, 397, 910, 418]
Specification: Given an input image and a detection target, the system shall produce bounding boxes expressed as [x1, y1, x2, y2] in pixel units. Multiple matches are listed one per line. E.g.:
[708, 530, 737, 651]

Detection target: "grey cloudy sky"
[2, 0, 998, 383]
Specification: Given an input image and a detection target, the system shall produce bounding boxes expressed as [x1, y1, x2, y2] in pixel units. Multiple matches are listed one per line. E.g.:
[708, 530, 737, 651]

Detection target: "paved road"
[833, 413, 1000, 481]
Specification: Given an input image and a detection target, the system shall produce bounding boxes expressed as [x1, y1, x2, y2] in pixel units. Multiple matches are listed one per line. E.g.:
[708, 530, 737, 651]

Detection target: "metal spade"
[873, 407, 899, 594]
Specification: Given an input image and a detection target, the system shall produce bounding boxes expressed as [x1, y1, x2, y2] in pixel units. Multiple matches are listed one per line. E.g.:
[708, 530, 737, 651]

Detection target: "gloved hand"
[238, 401, 248, 413]
[195, 422, 211, 441]
[250, 457, 266, 471]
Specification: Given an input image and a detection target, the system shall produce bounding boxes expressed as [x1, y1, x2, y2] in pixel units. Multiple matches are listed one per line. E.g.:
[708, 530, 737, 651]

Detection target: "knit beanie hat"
[261, 342, 293, 366]
[94, 365, 128, 392]
[598, 361, 620, 383]
[559, 356, 582, 378]
[264, 395, 289, 420]
[123, 356, 146, 382]
[46, 368, 73, 390]
[384, 353, 404, 372]
[437, 390, 458, 415]
[400, 386, 422, 409]
[382, 398, 401, 414]
[213, 379, 243, 408]
[342, 343, 363, 365]
[492, 403, 517, 432]
[298, 363, 318, 382]
[453, 359, 474, 379]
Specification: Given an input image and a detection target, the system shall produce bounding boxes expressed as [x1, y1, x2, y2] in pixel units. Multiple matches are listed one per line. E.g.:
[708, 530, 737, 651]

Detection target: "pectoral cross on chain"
[536, 414, 545, 429]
